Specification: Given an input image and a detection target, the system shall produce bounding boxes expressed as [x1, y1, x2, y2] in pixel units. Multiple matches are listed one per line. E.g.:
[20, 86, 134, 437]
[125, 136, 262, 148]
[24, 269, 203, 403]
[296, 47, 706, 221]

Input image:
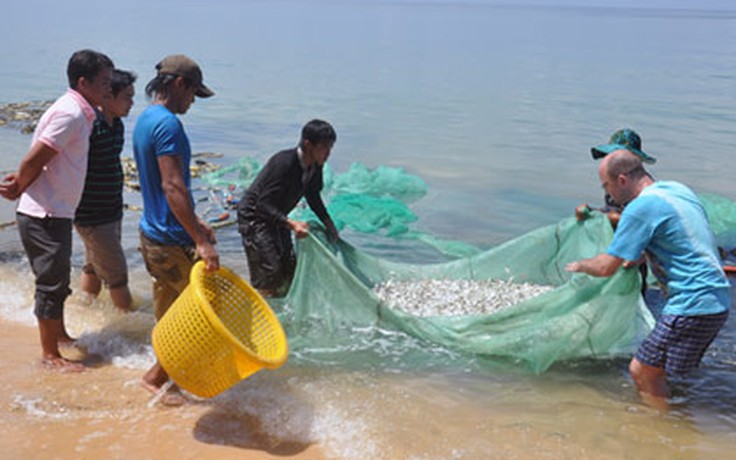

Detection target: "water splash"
[0, 263, 35, 326]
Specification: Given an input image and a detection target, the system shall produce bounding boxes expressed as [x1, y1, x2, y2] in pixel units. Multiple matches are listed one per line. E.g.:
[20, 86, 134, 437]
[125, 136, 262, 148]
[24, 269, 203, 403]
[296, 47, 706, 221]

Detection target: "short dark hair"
[111, 69, 137, 97]
[300, 119, 337, 147]
[67, 49, 114, 89]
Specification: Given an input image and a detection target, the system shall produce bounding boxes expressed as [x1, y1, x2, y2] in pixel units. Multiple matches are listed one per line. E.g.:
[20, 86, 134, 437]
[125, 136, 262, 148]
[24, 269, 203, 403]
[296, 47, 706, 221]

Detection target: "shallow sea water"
[1, 1, 735, 458]
[0, 257, 734, 459]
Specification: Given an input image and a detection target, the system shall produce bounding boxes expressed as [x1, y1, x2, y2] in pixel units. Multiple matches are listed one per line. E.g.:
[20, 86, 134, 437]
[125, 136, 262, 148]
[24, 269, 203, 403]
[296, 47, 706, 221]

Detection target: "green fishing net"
[203, 160, 736, 372]
[202, 159, 480, 258]
[701, 192, 736, 251]
[200, 156, 263, 189]
[277, 212, 654, 373]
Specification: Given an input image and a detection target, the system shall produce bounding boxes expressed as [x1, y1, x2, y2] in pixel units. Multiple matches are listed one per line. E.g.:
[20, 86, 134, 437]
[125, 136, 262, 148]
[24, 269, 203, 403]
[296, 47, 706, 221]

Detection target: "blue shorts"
[635, 310, 729, 375]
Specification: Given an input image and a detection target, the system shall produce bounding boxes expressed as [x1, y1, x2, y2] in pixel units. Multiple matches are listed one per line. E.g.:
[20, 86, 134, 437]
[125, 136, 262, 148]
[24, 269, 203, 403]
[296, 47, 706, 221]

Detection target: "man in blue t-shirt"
[575, 129, 656, 295]
[133, 54, 219, 405]
[566, 150, 730, 409]
[576, 128, 657, 227]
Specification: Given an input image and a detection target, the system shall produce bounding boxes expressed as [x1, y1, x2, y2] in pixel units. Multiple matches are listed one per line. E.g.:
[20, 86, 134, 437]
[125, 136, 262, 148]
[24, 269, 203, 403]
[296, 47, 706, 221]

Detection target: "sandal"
[140, 379, 188, 407]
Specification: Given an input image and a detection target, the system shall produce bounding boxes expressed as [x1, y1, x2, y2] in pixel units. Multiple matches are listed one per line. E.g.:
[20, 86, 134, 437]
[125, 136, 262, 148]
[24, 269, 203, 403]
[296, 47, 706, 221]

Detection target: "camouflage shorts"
[139, 231, 198, 320]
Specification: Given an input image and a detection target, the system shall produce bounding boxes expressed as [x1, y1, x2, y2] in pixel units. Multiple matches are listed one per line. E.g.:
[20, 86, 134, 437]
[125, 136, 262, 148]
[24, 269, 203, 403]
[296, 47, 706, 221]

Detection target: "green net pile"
[202, 160, 480, 258]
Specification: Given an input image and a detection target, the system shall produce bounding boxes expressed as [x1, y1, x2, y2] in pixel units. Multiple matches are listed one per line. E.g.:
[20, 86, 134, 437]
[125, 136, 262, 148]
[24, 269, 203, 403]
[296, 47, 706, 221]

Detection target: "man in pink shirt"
[0, 49, 114, 372]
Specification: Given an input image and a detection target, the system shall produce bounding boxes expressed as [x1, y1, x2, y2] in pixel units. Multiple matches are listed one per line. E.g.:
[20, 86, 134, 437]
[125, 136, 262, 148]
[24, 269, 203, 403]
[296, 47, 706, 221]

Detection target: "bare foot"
[78, 291, 96, 306]
[41, 356, 86, 373]
[640, 392, 670, 413]
[115, 305, 133, 314]
[58, 335, 79, 349]
[140, 379, 187, 407]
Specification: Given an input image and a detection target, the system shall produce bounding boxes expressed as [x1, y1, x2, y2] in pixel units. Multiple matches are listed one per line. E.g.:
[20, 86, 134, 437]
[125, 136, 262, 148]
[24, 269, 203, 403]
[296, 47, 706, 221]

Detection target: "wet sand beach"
[0, 319, 326, 460]
[3, 308, 735, 460]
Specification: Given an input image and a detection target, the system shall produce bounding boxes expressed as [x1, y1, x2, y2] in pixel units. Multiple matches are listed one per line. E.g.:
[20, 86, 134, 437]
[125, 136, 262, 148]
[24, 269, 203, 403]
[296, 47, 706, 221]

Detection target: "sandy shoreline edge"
[0, 318, 326, 460]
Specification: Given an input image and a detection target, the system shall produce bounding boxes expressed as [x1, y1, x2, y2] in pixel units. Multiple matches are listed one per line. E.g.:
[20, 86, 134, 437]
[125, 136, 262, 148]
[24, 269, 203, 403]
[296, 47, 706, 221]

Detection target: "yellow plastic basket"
[152, 261, 288, 398]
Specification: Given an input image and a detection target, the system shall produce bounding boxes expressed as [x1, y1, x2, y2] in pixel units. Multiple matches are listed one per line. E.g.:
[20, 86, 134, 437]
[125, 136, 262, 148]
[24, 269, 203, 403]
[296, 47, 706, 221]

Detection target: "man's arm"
[304, 192, 339, 241]
[286, 218, 310, 239]
[575, 204, 621, 229]
[304, 170, 339, 241]
[158, 154, 219, 271]
[565, 253, 624, 277]
[0, 142, 57, 200]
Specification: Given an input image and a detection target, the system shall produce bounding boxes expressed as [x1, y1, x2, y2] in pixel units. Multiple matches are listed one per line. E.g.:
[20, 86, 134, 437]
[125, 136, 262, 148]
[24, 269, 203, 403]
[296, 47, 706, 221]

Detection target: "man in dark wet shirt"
[237, 119, 340, 297]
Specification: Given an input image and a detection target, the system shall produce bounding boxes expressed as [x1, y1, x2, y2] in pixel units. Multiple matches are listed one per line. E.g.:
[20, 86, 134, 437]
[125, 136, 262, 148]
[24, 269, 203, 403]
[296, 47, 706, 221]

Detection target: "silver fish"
[373, 278, 553, 317]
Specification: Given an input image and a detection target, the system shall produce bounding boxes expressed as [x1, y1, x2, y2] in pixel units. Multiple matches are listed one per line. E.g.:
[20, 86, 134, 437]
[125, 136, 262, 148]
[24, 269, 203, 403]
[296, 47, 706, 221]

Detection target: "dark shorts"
[17, 212, 72, 320]
[240, 220, 295, 294]
[635, 310, 729, 375]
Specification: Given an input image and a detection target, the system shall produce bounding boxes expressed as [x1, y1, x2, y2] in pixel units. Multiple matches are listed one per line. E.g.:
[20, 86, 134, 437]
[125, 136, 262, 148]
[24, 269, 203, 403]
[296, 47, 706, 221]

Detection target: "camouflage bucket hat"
[591, 129, 656, 164]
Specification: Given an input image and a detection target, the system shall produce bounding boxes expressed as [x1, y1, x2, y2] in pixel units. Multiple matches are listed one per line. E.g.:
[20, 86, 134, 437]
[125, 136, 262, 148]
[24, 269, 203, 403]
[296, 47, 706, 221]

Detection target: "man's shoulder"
[638, 181, 699, 207]
[271, 147, 297, 159]
[265, 148, 299, 167]
[141, 104, 165, 114]
[620, 189, 663, 223]
[139, 105, 177, 123]
[135, 105, 181, 134]
[626, 190, 665, 217]
[33, 91, 95, 145]
[39, 91, 86, 123]
[645, 180, 692, 195]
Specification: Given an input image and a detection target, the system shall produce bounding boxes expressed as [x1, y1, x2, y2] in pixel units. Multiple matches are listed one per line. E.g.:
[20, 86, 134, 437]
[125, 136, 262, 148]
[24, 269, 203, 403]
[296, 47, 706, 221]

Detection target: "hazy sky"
[535, 0, 734, 8]
[403, 0, 736, 10]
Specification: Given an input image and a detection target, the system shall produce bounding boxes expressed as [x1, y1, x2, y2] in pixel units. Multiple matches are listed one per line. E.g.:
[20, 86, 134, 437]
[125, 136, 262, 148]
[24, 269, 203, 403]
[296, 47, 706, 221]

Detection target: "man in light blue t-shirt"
[133, 54, 219, 406]
[566, 149, 730, 410]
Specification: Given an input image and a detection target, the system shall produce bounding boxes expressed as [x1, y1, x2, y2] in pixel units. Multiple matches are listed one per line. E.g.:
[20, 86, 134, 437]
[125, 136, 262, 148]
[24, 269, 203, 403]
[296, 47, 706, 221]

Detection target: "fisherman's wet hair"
[300, 119, 337, 147]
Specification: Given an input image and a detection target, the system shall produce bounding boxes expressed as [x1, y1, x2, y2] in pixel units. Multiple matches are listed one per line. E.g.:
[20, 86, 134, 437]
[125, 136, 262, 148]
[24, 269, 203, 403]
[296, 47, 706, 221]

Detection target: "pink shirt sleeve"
[17, 90, 95, 218]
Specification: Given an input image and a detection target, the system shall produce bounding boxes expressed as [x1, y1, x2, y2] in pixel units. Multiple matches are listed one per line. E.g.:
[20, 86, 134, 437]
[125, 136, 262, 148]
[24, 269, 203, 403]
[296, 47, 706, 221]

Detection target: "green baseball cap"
[591, 129, 656, 164]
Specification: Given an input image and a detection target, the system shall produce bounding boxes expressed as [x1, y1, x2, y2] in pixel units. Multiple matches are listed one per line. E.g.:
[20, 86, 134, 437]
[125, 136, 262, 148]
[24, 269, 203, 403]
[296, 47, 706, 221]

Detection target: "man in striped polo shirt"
[74, 69, 137, 313]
